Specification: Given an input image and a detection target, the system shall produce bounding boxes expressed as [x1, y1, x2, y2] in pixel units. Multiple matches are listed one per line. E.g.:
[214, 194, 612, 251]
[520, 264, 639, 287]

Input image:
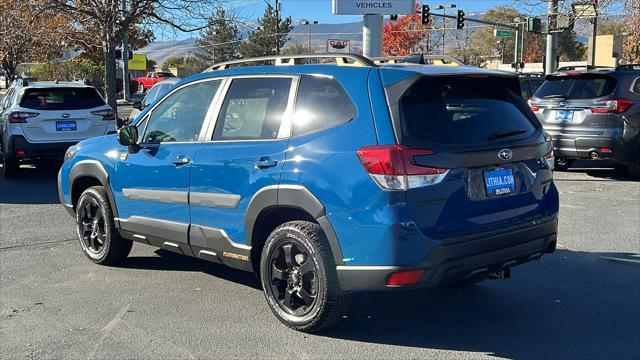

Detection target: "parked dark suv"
[529, 65, 640, 177]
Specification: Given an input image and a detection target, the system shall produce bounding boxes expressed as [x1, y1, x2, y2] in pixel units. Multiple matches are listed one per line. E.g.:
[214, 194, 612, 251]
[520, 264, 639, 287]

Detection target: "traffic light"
[421, 5, 430, 25]
[527, 17, 542, 33]
[456, 10, 465, 30]
[115, 49, 133, 60]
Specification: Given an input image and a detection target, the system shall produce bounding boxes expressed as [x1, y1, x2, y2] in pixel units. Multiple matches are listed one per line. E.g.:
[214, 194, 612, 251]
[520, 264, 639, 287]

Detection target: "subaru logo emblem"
[61, 113, 70, 118]
[498, 149, 513, 161]
[558, 101, 567, 108]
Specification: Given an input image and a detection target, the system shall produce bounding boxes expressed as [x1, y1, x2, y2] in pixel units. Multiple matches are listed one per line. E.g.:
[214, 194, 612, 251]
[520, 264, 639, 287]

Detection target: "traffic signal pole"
[122, 0, 130, 102]
[545, 0, 559, 74]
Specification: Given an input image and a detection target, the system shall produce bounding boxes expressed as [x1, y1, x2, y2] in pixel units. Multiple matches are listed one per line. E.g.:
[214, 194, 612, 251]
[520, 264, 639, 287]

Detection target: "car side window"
[292, 75, 356, 136]
[633, 78, 640, 94]
[213, 78, 292, 140]
[142, 80, 221, 143]
[143, 86, 160, 107]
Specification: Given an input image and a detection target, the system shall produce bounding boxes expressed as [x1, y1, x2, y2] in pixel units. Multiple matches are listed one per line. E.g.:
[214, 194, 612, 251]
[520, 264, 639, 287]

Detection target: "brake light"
[591, 98, 634, 113]
[386, 269, 425, 286]
[527, 98, 541, 112]
[357, 145, 448, 190]
[91, 109, 116, 121]
[9, 111, 39, 123]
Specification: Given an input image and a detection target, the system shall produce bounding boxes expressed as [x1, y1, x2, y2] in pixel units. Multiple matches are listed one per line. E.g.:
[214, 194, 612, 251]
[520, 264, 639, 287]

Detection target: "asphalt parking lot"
[1, 162, 638, 359]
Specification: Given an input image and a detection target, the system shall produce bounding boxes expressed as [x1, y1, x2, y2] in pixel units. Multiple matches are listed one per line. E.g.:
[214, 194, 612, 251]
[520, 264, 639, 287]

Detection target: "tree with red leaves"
[383, 14, 430, 56]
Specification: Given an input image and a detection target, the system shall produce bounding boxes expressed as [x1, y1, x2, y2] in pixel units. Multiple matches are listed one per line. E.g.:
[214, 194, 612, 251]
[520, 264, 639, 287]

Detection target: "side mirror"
[117, 125, 138, 148]
[133, 101, 143, 110]
[116, 116, 130, 129]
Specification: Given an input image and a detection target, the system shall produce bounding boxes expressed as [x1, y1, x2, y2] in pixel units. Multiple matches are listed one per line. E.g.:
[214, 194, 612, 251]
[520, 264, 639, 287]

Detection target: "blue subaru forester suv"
[58, 54, 559, 332]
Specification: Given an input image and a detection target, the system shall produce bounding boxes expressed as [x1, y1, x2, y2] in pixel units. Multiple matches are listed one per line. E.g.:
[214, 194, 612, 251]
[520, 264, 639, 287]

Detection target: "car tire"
[554, 158, 573, 171]
[260, 221, 350, 333]
[628, 158, 640, 180]
[138, 84, 145, 93]
[76, 186, 132, 265]
[1, 150, 19, 178]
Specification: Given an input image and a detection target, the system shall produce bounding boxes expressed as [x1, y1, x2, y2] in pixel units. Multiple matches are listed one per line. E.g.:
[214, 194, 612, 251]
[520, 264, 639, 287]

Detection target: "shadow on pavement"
[557, 160, 635, 181]
[316, 249, 639, 360]
[117, 249, 261, 290]
[0, 163, 60, 204]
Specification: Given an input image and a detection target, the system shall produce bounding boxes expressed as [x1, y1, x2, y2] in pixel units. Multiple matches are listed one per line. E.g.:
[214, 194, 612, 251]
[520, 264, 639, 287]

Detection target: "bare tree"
[0, 0, 70, 86]
[41, 0, 221, 112]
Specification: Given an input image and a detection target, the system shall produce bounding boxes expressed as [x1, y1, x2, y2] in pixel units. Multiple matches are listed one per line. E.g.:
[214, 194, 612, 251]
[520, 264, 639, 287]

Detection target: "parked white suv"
[0, 79, 115, 177]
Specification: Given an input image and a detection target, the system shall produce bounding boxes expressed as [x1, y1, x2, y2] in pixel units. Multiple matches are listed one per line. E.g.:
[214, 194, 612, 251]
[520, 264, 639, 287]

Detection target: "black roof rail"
[615, 64, 640, 71]
[205, 53, 377, 72]
[557, 65, 613, 71]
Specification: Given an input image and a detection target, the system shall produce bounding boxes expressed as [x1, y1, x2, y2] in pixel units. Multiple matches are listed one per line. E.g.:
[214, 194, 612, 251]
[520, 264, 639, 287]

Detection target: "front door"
[112, 79, 223, 253]
[188, 76, 296, 267]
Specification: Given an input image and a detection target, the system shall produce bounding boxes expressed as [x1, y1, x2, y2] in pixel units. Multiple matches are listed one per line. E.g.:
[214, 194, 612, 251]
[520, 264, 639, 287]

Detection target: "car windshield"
[19, 87, 105, 110]
[535, 74, 617, 100]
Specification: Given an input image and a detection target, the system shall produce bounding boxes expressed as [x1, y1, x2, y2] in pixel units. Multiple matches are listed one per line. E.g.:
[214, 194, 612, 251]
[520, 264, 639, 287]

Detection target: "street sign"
[332, 0, 416, 15]
[128, 54, 147, 71]
[327, 39, 351, 53]
[494, 29, 513, 37]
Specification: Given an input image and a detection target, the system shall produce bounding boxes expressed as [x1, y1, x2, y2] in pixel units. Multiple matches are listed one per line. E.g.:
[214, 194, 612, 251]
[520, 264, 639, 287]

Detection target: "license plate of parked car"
[56, 121, 77, 131]
[555, 110, 574, 122]
[484, 168, 516, 196]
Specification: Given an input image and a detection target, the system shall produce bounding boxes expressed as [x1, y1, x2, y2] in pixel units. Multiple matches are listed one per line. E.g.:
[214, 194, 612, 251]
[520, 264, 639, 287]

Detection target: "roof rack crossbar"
[372, 54, 464, 66]
[204, 53, 377, 72]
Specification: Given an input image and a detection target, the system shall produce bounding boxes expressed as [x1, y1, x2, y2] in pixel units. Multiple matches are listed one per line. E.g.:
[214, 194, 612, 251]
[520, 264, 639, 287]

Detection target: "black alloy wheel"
[267, 241, 319, 316]
[260, 221, 350, 333]
[78, 197, 107, 255]
[76, 186, 132, 265]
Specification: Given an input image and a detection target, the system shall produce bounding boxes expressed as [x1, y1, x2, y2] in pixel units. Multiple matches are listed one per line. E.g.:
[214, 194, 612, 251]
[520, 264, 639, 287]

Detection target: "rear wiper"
[487, 129, 528, 141]
[543, 94, 567, 99]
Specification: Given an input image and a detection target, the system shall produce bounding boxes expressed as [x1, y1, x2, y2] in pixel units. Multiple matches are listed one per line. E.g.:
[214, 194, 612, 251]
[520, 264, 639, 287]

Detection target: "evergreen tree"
[196, 7, 242, 64]
[239, 3, 293, 58]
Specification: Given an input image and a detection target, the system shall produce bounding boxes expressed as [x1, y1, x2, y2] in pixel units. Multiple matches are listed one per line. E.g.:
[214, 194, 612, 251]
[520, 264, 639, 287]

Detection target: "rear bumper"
[336, 216, 558, 291]
[552, 133, 639, 163]
[8, 135, 76, 159]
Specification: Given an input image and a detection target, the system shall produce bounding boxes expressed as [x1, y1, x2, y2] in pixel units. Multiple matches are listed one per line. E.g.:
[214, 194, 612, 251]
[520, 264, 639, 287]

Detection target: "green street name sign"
[494, 29, 513, 37]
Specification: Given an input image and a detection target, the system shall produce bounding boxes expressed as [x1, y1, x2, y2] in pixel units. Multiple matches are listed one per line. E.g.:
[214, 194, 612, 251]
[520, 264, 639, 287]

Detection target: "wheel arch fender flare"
[245, 184, 345, 266]
[69, 160, 119, 219]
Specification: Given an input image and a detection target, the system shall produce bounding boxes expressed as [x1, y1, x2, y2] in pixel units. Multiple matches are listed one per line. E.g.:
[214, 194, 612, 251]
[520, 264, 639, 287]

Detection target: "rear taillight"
[543, 132, 555, 170]
[91, 109, 116, 121]
[357, 145, 448, 190]
[528, 98, 541, 112]
[9, 111, 39, 123]
[591, 98, 634, 113]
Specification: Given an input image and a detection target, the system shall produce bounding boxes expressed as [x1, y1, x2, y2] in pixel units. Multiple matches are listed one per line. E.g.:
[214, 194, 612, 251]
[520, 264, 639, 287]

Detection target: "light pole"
[275, 0, 281, 55]
[210, 31, 217, 64]
[299, 20, 319, 52]
[572, 1, 598, 67]
[436, 4, 456, 55]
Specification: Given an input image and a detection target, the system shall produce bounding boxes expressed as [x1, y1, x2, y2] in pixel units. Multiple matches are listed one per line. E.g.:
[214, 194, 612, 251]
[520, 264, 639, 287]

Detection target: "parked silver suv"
[529, 65, 640, 178]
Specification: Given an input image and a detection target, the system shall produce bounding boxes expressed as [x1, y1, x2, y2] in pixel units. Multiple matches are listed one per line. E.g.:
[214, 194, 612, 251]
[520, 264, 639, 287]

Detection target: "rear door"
[16, 87, 112, 142]
[188, 76, 295, 265]
[389, 74, 554, 238]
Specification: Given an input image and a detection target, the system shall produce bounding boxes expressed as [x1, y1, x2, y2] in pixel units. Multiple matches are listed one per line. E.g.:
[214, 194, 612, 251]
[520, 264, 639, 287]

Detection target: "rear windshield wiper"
[487, 129, 529, 141]
[543, 94, 567, 99]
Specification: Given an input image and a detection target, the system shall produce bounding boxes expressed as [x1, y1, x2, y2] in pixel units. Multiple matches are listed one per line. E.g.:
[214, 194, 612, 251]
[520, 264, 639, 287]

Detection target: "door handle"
[255, 157, 278, 169]
[172, 155, 191, 166]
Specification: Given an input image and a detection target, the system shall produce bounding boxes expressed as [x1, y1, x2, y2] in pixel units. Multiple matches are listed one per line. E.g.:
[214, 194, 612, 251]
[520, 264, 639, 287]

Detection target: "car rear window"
[535, 74, 617, 99]
[398, 76, 536, 148]
[20, 88, 105, 110]
[157, 72, 175, 77]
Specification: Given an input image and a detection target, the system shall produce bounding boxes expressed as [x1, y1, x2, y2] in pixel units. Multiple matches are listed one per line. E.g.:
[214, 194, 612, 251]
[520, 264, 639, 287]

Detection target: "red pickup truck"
[136, 71, 176, 92]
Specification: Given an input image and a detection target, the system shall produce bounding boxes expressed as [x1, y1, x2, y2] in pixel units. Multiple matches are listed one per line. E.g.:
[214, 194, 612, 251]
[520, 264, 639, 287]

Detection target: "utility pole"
[121, 0, 129, 102]
[587, 0, 598, 67]
[436, 4, 456, 55]
[545, 0, 559, 74]
[275, 0, 281, 55]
